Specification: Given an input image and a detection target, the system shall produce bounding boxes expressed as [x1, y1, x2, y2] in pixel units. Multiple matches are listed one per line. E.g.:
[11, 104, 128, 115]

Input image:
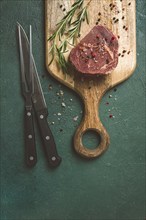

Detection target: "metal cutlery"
[17, 23, 61, 168]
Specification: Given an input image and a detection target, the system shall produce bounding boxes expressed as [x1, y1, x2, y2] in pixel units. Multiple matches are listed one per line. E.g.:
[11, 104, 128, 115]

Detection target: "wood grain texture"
[45, 0, 136, 158]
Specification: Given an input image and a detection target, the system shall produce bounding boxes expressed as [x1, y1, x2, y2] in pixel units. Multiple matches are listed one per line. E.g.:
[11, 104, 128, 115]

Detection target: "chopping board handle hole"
[82, 130, 101, 150]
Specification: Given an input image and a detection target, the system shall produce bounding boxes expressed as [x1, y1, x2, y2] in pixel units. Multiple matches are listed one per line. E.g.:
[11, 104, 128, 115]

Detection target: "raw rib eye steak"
[69, 25, 119, 75]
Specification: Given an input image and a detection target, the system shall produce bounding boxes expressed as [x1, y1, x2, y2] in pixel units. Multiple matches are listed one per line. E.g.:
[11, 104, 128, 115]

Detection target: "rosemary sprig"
[48, 0, 84, 43]
[48, 0, 92, 73]
[56, 40, 68, 74]
[68, 6, 89, 43]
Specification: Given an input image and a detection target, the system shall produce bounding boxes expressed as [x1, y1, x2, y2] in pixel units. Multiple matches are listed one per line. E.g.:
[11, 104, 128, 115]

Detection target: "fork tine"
[29, 25, 34, 94]
[18, 24, 28, 94]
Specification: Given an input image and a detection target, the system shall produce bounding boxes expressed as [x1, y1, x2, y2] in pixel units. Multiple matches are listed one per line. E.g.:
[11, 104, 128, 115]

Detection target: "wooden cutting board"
[45, 0, 136, 158]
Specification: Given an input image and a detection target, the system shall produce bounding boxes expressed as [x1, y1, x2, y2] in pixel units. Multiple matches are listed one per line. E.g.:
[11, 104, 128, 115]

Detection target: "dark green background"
[0, 1, 146, 220]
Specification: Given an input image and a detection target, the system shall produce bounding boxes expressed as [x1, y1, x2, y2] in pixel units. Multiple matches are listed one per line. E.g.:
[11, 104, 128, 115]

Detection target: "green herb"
[48, 0, 92, 73]
[48, 0, 84, 43]
[68, 5, 89, 43]
[56, 40, 68, 74]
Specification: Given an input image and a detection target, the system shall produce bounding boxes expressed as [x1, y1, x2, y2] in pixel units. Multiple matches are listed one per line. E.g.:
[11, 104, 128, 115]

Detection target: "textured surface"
[0, 0, 146, 220]
[45, 0, 136, 158]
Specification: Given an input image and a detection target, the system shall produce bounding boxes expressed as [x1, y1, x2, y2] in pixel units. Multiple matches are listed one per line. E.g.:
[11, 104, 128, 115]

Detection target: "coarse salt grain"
[73, 116, 79, 121]
[61, 102, 66, 107]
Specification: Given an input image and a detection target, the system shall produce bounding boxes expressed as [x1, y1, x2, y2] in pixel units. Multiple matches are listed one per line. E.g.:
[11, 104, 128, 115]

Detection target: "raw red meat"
[69, 25, 119, 75]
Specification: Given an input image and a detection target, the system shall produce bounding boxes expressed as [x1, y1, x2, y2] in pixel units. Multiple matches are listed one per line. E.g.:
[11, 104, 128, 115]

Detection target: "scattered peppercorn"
[63, 8, 66, 11]
[127, 51, 131, 54]
[128, 2, 131, 6]
[122, 16, 125, 20]
[98, 18, 101, 22]
[118, 35, 120, 39]
[91, 52, 96, 58]
[106, 59, 109, 64]
[113, 17, 116, 20]
[118, 53, 121, 56]
[98, 12, 101, 16]
[96, 22, 99, 25]
[114, 19, 119, 23]
[123, 50, 126, 53]
[60, 5, 63, 8]
[123, 25, 126, 29]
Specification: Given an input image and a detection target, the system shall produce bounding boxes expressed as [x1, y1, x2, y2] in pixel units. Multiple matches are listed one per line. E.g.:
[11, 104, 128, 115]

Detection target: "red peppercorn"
[111, 37, 115, 41]
[109, 114, 113, 118]
[91, 52, 96, 58]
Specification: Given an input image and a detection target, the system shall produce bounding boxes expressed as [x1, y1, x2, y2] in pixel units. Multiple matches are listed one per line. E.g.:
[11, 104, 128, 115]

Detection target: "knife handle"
[24, 107, 37, 167]
[36, 109, 61, 167]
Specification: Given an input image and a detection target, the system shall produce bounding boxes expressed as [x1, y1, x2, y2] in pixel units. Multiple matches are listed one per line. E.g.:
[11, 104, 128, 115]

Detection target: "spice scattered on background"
[48, 84, 52, 90]
[73, 116, 79, 121]
[61, 102, 66, 107]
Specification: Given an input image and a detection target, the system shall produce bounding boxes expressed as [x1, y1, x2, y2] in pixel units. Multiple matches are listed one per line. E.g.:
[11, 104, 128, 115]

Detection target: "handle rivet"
[51, 156, 56, 161]
[46, 136, 50, 140]
[27, 112, 31, 116]
[28, 134, 32, 139]
[40, 115, 44, 119]
[29, 156, 34, 161]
